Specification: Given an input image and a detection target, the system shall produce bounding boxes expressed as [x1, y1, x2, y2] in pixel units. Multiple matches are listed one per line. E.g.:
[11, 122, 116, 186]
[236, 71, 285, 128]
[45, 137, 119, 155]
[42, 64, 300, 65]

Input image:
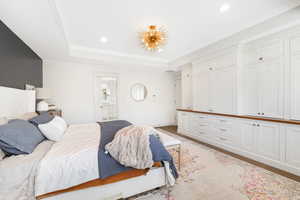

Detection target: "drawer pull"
[199, 124, 207, 127]
[219, 120, 227, 122]
[220, 128, 227, 132]
[219, 137, 227, 141]
[199, 132, 205, 134]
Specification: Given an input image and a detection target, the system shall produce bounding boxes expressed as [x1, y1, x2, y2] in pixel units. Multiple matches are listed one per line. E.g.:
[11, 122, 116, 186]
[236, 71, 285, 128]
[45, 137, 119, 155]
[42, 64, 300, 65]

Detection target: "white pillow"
[38, 116, 67, 142]
[0, 149, 5, 160]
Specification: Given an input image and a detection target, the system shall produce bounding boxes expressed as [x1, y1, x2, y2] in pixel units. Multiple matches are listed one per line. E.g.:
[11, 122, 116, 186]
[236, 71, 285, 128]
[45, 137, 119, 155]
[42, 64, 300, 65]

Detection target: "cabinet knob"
[257, 124, 260, 127]
[252, 123, 256, 126]
[259, 57, 264, 61]
[262, 113, 265, 115]
[209, 67, 213, 71]
[258, 112, 261, 115]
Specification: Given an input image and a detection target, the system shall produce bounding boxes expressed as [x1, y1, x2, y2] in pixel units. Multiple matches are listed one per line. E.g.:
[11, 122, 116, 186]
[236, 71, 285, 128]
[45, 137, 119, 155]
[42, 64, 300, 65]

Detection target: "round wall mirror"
[131, 83, 147, 102]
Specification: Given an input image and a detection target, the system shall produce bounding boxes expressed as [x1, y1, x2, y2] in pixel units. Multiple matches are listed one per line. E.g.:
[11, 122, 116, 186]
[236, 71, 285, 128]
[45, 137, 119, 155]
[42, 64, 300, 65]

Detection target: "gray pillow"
[29, 112, 54, 126]
[0, 119, 45, 155]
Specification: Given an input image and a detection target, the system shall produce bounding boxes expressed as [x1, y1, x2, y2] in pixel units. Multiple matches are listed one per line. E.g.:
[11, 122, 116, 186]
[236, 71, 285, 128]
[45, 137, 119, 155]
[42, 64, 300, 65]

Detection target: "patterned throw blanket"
[97, 121, 178, 184]
[105, 125, 154, 169]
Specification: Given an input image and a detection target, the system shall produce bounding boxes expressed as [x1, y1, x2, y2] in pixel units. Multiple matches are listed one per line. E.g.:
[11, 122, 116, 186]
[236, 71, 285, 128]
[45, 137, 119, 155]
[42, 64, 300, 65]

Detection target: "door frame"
[93, 72, 119, 122]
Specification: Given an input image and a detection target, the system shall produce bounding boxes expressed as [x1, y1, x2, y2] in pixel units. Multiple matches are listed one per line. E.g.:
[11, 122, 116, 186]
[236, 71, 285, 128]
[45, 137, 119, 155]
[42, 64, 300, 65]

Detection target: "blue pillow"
[29, 112, 54, 126]
[0, 119, 45, 155]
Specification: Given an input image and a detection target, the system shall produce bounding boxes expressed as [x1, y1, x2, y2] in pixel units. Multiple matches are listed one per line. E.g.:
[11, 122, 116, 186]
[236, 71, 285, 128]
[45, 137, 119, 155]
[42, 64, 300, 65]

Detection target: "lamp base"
[37, 101, 49, 112]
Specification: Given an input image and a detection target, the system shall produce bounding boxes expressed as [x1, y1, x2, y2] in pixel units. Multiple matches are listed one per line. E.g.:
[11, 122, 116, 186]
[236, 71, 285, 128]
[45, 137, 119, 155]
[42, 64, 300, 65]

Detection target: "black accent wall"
[0, 20, 42, 90]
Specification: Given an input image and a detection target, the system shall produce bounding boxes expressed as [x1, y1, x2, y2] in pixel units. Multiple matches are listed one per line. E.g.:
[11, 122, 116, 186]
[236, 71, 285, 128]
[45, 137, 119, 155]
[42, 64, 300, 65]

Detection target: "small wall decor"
[131, 83, 147, 102]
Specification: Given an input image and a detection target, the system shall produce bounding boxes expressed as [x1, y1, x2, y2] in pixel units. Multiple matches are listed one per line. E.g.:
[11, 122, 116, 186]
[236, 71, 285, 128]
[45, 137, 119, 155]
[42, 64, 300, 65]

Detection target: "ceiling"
[1, 0, 300, 68]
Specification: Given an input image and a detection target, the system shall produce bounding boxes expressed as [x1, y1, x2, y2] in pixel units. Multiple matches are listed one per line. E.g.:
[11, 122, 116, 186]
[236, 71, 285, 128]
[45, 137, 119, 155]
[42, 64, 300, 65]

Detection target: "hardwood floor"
[158, 125, 300, 182]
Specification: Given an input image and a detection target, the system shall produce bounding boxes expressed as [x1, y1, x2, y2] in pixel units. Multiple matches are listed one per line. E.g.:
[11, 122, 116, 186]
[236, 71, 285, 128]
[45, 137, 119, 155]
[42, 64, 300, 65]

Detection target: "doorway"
[94, 74, 119, 122]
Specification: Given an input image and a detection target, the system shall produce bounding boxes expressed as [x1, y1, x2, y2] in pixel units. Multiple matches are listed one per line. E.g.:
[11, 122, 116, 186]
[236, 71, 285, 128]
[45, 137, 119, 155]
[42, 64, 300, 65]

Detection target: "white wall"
[43, 60, 176, 126]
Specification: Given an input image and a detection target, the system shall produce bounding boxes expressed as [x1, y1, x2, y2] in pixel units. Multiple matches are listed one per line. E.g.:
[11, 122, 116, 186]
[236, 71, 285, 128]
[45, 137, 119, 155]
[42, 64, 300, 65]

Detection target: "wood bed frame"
[1, 86, 167, 200]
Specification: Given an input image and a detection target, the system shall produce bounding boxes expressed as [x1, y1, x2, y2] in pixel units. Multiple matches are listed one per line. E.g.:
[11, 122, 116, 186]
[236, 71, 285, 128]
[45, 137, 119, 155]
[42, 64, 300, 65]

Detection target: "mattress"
[35, 123, 101, 196]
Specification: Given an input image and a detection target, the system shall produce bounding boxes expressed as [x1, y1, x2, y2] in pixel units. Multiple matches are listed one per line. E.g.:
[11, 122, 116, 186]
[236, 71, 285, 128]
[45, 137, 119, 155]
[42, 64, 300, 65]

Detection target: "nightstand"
[48, 109, 62, 117]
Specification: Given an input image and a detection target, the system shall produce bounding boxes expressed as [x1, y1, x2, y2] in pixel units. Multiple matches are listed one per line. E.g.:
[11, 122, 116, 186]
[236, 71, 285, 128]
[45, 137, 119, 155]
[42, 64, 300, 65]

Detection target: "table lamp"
[36, 88, 51, 112]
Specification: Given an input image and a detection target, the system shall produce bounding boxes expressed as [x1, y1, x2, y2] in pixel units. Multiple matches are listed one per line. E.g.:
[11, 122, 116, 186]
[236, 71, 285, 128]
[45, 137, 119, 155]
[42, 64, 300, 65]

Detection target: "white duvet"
[35, 123, 101, 196]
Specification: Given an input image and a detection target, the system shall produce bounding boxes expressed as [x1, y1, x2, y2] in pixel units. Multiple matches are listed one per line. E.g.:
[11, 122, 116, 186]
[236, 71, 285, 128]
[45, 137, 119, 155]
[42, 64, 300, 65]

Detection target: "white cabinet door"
[290, 54, 300, 120]
[259, 58, 283, 118]
[241, 40, 284, 118]
[256, 122, 280, 161]
[239, 120, 256, 152]
[241, 64, 260, 116]
[285, 126, 300, 168]
[211, 66, 236, 114]
[181, 65, 193, 109]
[193, 68, 211, 112]
[181, 112, 190, 134]
[177, 112, 183, 131]
[178, 112, 190, 135]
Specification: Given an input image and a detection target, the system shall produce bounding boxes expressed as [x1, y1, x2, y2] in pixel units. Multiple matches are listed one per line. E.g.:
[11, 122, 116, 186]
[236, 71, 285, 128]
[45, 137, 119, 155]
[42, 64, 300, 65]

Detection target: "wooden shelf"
[177, 109, 300, 125]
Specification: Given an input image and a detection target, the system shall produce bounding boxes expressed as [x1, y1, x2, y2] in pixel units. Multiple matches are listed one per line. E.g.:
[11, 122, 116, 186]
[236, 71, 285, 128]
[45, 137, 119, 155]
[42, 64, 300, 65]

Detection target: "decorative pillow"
[0, 149, 5, 160]
[38, 116, 67, 142]
[0, 117, 8, 126]
[0, 119, 45, 155]
[29, 112, 54, 126]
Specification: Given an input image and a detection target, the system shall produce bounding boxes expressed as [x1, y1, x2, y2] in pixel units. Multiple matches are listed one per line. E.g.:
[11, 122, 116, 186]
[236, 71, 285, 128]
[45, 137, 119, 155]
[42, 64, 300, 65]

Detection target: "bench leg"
[178, 145, 181, 171]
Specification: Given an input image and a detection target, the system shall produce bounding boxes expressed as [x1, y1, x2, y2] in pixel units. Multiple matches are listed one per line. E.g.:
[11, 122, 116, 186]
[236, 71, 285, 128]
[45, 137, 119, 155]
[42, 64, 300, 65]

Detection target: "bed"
[0, 86, 167, 200]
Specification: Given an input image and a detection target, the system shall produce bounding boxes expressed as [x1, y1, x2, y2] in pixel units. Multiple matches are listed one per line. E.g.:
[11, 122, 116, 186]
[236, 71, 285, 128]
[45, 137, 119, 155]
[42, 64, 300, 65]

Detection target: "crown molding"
[48, 0, 70, 52]
[169, 6, 300, 68]
[69, 45, 169, 68]
[48, 0, 170, 69]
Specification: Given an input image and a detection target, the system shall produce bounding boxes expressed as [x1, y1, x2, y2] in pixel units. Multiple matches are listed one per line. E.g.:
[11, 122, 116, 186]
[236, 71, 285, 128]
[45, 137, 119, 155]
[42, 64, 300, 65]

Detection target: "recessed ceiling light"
[220, 3, 230, 13]
[99, 36, 108, 43]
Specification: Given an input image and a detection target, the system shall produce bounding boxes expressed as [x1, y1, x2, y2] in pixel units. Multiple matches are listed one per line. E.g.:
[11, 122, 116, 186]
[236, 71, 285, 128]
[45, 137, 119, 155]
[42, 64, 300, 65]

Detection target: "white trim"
[48, 0, 169, 68]
[93, 72, 119, 122]
[70, 45, 169, 68]
[48, 0, 70, 52]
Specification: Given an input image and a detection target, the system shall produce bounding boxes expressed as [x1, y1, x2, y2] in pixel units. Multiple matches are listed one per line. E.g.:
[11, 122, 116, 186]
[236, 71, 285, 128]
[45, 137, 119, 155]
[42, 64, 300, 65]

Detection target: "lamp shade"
[36, 88, 51, 99]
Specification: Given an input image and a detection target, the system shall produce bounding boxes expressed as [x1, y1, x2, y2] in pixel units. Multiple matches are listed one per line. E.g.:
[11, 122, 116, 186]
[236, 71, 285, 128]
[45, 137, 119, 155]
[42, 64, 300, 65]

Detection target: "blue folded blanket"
[97, 120, 178, 180]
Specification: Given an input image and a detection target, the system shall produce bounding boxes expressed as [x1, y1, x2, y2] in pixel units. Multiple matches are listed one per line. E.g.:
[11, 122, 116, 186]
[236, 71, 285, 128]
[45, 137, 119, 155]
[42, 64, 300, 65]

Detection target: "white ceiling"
[1, 0, 300, 67]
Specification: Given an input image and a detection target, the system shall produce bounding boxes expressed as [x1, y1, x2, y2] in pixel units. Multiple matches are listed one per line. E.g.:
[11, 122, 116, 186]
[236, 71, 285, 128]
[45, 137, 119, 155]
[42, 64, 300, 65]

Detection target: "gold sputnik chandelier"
[139, 25, 167, 52]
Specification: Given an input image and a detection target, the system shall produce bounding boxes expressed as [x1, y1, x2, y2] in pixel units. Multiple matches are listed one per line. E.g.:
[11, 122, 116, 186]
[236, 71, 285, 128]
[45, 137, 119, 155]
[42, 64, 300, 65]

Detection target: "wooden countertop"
[177, 109, 300, 125]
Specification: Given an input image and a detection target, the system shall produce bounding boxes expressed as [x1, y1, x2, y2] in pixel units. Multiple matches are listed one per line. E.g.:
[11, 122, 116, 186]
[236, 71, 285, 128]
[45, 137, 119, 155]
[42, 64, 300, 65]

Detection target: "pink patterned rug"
[130, 129, 300, 200]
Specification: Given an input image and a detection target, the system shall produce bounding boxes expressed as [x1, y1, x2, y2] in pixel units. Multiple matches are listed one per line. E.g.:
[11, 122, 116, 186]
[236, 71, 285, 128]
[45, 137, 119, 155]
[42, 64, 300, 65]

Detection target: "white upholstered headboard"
[0, 86, 36, 118]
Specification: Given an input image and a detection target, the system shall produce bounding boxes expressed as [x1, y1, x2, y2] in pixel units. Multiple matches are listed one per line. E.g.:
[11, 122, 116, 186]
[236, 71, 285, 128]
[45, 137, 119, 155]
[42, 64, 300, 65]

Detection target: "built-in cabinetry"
[180, 25, 300, 120]
[181, 64, 193, 109]
[178, 110, 300, 176]
[241, 40, 284, 118]
[177, 25, 300, 177]
[193, 50, 237, 114]
[290, 36, 300, 120]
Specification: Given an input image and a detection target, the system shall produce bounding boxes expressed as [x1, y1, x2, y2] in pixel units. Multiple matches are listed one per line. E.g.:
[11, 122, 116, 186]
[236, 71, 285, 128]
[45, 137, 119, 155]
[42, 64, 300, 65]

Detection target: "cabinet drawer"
[213, 117, 234, 128]
[191, 114, 209, 122]
[193, 129, 210, 138]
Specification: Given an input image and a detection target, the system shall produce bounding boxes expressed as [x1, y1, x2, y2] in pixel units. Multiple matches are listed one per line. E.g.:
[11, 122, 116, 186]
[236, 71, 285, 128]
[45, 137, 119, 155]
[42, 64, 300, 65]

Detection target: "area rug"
[130, 129, 300, 200]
